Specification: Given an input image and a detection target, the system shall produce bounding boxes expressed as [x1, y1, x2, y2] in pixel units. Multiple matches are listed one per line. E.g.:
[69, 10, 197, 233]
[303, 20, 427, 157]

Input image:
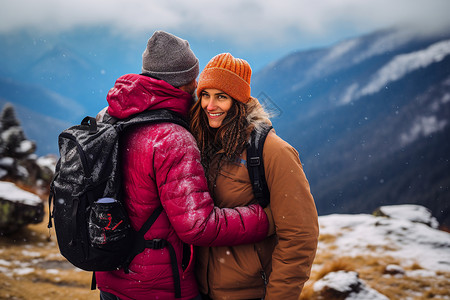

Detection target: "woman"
[190, 53, 319, 300]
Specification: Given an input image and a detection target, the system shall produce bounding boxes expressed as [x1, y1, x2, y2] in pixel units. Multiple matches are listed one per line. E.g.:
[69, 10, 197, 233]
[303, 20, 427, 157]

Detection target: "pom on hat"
[197, 53, 252, 103]
[142, 30, 199, 87]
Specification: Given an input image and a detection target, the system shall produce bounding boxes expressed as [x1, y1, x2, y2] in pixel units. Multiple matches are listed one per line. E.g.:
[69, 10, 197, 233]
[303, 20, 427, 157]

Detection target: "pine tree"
[0, 103, 33, 158]
[1, 103, 20, 131]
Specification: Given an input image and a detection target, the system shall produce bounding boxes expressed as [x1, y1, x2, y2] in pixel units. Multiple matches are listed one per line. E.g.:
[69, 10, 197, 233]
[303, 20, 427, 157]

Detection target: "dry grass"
[313, 257, 356, 281]
[0, 207, 100, 300]
[300, 250, 450, 300]
[317, 233, 336, 244]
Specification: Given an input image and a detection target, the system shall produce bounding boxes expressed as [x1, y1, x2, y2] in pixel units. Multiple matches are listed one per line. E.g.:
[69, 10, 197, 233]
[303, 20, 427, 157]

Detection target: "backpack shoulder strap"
[122, 206, 182, 298]
[138, 206, 164, 235]
[122, 206, 163, 272]
[247, 124, 272, 208]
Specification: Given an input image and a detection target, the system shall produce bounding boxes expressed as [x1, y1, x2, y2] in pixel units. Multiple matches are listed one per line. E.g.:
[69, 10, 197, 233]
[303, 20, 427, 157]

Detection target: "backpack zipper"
[59, 132, 91, 247]
[59, 132, 90, 174]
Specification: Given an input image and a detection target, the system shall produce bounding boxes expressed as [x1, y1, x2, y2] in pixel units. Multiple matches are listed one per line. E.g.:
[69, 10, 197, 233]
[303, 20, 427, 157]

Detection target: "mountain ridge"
[252, 27, 450, 227]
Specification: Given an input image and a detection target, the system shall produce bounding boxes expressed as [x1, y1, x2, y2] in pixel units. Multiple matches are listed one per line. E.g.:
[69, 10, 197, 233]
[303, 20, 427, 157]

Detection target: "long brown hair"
[190, 96, 251, 179]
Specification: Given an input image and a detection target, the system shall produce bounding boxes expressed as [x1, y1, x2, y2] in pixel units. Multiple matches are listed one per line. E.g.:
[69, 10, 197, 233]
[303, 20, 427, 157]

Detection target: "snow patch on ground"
[319, 206, 450, 272]
[314, 271, 389, 300]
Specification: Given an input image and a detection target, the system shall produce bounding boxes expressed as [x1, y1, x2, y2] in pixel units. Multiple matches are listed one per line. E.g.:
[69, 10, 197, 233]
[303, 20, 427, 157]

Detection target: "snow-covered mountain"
[0, 29, 136, 155]
[0, 29, 141, 121]
[252, 27, 450, 228]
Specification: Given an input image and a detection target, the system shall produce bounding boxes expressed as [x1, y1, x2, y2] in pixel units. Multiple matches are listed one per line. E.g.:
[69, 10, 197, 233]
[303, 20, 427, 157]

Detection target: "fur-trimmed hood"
[246, 97, 273, 138]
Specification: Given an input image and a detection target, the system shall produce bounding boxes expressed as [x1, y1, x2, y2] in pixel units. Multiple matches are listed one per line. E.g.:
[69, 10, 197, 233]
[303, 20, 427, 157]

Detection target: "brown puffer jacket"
[196, 100, 319, 300]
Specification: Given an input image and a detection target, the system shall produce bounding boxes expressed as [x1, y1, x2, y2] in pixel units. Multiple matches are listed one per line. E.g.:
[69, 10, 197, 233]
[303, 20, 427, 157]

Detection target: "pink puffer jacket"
[95, 74, 269, 300]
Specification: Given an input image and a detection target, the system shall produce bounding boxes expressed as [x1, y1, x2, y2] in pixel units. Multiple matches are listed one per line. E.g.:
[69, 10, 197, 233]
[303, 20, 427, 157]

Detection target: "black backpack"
[247, 124, 273, 208]
[47, 109, 188, 297]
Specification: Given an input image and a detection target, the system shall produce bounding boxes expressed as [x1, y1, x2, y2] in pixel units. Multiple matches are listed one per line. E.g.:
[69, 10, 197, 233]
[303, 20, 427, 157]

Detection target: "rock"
[314, 271, 389, 300]
[36, 155, 58, 183]
[373, 204, 439, 229]
[0, 181, 44, 235]
[384, 264, 405, 276]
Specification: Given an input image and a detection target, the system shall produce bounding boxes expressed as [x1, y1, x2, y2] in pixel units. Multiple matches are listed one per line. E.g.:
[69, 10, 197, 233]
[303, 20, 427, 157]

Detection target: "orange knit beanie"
[197, 53, 252, 103]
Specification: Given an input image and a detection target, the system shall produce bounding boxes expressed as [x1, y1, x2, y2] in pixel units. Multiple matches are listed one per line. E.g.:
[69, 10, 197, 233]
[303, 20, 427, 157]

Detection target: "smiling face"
[200, 88, 234, 128]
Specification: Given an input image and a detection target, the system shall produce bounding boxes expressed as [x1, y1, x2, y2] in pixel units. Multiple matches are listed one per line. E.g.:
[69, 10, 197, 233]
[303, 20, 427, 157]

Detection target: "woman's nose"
[206, 99, 217, 110]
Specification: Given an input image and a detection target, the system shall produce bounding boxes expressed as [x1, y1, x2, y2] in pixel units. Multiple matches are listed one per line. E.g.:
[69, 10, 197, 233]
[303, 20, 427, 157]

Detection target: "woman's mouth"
[208, 112, 224, 118]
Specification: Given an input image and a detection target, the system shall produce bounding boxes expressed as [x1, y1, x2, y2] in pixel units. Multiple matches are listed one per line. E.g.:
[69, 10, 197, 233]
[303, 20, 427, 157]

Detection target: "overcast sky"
[1, 0, 450, 70]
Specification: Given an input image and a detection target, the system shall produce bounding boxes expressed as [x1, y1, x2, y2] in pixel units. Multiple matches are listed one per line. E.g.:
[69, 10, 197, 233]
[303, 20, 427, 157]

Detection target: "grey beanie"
[141, 30, 199, 87]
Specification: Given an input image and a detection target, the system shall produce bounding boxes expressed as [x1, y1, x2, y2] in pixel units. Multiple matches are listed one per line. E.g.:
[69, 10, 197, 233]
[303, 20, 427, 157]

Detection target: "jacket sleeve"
[153, 124, 269, 247]
[263, 134, 319, 300]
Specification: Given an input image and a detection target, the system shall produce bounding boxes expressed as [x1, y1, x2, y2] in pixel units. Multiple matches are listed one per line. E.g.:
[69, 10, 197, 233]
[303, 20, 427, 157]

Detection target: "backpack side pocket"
[88, 198, 132, 250]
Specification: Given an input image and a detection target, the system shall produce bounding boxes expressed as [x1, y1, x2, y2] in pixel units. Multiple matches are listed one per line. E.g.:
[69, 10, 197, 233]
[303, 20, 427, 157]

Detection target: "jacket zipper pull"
[261, 270, 268, 286]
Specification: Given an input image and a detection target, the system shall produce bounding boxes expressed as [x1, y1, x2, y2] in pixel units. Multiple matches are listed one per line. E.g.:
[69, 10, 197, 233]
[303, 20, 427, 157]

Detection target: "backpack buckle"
[146, 238, 167, 249]
[248, 157, 260, 166]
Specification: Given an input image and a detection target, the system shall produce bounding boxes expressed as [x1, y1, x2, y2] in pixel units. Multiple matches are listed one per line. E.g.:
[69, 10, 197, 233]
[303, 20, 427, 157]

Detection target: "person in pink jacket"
[95, 31, 271, 300]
